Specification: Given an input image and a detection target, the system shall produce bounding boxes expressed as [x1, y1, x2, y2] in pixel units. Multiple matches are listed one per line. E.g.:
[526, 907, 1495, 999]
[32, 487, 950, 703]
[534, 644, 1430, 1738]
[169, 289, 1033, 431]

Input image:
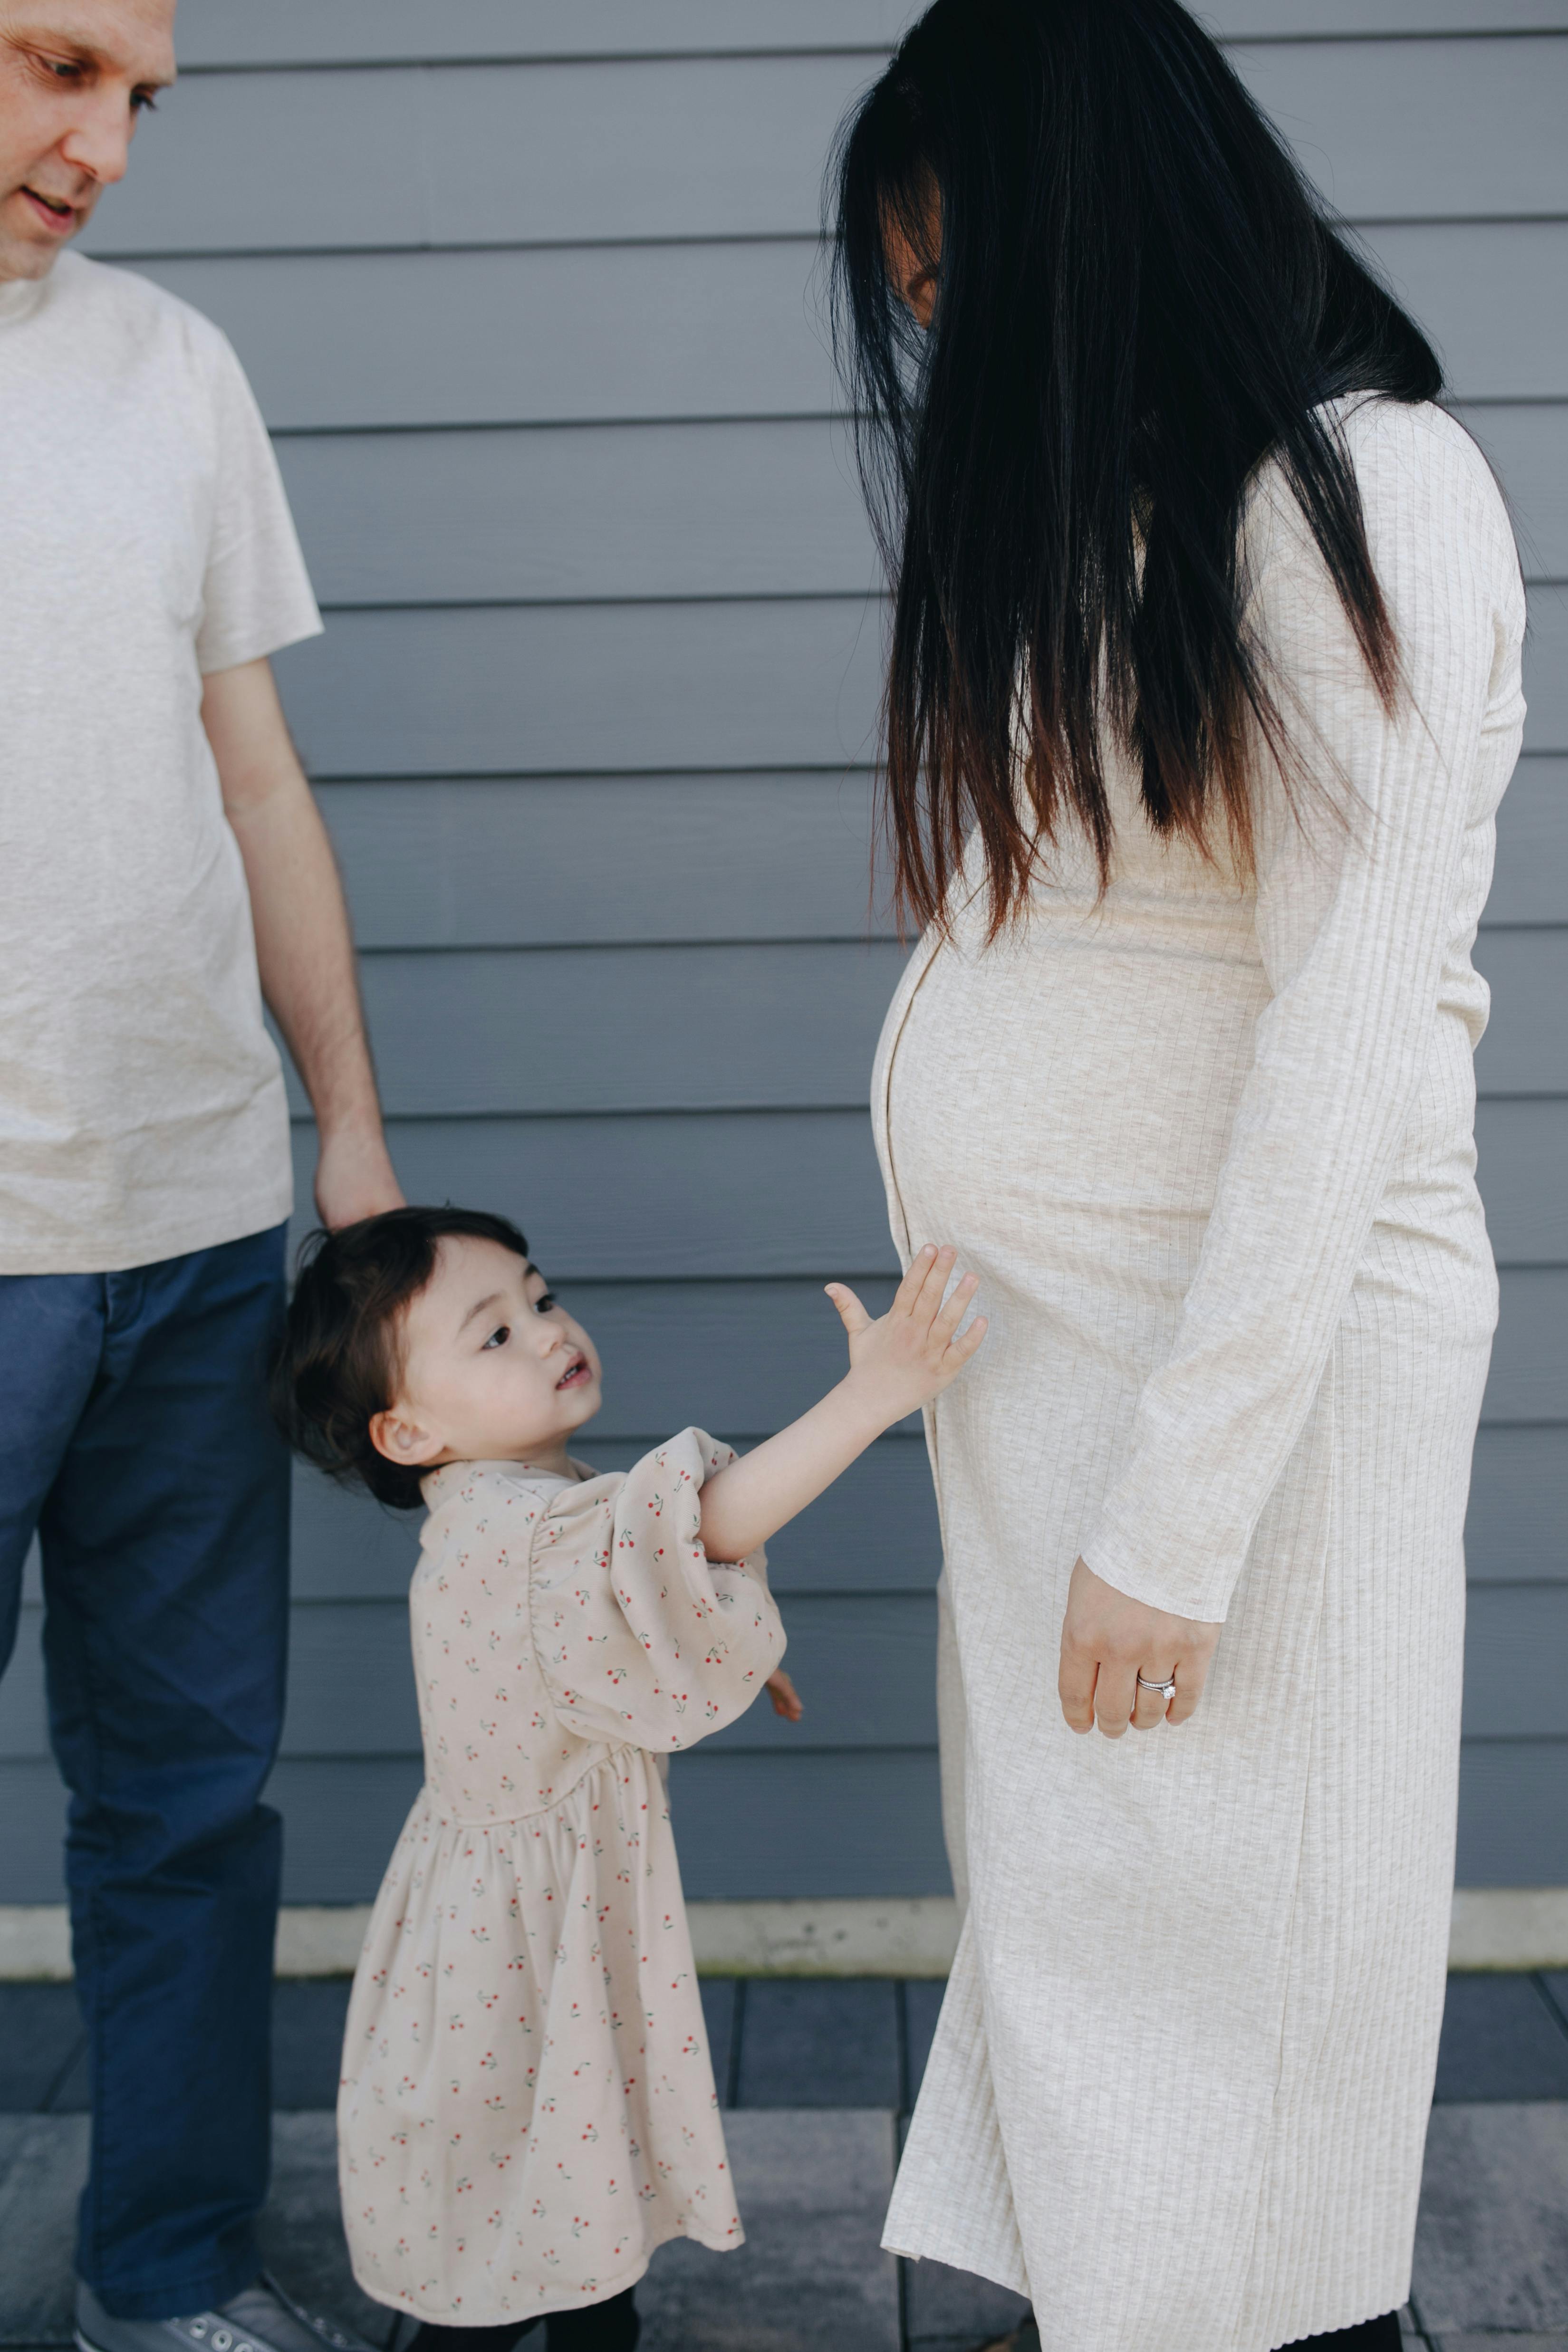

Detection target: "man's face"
[0, 0, 174, 280]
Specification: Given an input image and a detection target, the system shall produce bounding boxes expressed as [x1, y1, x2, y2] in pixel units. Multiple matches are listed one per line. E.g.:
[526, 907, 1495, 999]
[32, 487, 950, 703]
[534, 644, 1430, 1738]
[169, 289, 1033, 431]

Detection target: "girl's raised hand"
[825, 1244, 987, 1428]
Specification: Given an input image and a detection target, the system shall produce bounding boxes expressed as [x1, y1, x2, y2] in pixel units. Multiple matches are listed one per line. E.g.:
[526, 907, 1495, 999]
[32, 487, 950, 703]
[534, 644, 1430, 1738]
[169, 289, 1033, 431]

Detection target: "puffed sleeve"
[527, 1427, 786, 1750]
[1081, 402, 1525, 1624]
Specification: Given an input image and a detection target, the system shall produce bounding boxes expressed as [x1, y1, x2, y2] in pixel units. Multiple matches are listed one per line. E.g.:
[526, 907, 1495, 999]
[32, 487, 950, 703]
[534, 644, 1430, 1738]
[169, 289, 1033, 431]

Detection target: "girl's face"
[369, 1235, 603, 1478]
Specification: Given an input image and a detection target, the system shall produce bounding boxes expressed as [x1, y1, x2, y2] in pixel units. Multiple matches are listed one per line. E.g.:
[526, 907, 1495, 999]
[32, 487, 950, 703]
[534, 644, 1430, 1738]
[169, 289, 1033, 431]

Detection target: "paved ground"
[4, 1973, 1568, 2351]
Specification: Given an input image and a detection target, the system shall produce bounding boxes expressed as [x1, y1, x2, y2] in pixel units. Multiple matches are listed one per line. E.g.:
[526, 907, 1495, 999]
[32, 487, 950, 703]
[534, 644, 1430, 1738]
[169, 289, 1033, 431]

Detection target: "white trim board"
[1, 1890, 1566, 1979]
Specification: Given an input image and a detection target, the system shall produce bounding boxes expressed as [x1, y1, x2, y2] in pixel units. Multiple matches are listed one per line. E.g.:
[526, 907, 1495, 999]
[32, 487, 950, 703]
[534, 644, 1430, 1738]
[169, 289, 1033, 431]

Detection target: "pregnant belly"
[885, 917, 1270, 1311]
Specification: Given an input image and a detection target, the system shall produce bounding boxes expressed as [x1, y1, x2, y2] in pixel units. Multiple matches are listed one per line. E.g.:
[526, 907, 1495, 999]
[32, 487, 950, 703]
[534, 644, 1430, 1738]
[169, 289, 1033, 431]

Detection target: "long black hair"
[829, 0, 1443, 934]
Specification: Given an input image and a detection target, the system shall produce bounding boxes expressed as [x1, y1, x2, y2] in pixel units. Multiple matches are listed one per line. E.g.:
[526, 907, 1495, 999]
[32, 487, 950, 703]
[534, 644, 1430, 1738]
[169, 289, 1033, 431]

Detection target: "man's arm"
[202, 656, 404, 1229]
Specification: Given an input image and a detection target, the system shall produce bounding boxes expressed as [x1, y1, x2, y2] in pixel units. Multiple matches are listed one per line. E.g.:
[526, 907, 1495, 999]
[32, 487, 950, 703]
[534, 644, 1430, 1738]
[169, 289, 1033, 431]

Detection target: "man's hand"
[314, 1124, 405, 1231]
[826, 1244, 987, 1428]
[1058, 1556, 1222, 1738]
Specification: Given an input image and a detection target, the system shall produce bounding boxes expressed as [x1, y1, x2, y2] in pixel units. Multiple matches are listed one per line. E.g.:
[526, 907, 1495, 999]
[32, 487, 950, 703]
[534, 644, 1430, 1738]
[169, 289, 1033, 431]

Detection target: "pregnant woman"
[830, 5, 1525, 2349]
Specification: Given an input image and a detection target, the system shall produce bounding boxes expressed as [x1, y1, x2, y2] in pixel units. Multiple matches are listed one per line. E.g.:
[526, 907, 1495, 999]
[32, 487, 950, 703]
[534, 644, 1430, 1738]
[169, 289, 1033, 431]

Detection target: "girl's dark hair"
[271, 1206, 530, 1511]
[829, 0, 1443, 935]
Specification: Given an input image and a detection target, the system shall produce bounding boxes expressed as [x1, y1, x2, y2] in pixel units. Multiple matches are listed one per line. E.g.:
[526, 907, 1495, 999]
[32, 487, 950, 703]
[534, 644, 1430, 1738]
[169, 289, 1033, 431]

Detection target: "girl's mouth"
[556, 1355, 591, 1391]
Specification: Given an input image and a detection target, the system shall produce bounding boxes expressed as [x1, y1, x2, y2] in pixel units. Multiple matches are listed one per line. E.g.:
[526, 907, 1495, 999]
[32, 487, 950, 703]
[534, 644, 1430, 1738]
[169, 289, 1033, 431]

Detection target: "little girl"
[273, 1205, 984, 2352]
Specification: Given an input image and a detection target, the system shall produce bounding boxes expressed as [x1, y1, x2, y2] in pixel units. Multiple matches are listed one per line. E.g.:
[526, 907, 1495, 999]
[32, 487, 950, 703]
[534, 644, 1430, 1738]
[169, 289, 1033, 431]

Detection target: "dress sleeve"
[528, 1426, 786, 1751]
[1082, 404, 1523, 1624]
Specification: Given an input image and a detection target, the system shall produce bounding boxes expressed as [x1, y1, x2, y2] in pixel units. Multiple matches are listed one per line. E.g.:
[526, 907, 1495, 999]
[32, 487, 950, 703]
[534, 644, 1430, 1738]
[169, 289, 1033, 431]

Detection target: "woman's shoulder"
[1249, 398, 1522, 612]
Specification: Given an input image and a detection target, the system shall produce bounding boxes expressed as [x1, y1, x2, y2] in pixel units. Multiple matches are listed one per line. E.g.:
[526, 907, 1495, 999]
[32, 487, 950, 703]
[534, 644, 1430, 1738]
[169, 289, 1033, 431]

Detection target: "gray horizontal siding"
[270, 586, 1562, 783]
[1467, 1427, 1568, 1581]
[316, 776, 883, 948]
[294, 945, 904, 1119]
[22, 1567, 1565, 1766]
[1457, 1742, 1568, 1886]
[84, 40, 1568, 259]
[280, 1431, 939, 1605]
[267, 408, 1563, 616]
[166, 3, 1568, 73]
[311, 758, 1550, 951]
[1473, 927, 1568, 1093]
[279, 423, 879, 608]
[0, 1749, 952, 1908]
[288, 1110, 898, 1280]
[130, 226, 1568, 433]
[269, 408, 1557, 610]
[279, 931, 1560, 1121]
[2, 10, 1560, 1915]
[1488, 758, 1568, 922]
[1464, 412, 1568, 583]
[91, 57, 877, 254]
[281, 1095, 1561, 1281]
[273, 601, 886, 778]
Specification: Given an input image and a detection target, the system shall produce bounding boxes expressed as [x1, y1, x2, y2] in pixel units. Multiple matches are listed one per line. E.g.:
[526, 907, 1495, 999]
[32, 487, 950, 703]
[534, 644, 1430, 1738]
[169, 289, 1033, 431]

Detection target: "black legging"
[1279, 2316, 1404, 2352]
[404, 2290, 639, 2352]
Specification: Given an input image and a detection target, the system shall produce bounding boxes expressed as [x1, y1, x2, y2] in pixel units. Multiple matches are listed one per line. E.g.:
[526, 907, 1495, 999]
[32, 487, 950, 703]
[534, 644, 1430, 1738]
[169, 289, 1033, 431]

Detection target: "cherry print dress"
[337, 1427, 785, 2323]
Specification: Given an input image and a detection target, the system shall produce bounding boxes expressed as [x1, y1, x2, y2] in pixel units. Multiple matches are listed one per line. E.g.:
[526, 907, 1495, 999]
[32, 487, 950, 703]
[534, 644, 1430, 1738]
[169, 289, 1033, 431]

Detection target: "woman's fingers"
[1094, 1659, 1139, 1739]
[1130, 1670, 1175, 1732]
[1057, 1556, 1222, 1738]
[1058, 1640, 1097, 1736]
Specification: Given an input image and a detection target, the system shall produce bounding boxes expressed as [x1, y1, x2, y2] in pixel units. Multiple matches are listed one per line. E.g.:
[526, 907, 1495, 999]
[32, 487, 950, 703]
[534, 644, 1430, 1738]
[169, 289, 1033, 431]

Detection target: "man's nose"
[59, 97, 135, 188]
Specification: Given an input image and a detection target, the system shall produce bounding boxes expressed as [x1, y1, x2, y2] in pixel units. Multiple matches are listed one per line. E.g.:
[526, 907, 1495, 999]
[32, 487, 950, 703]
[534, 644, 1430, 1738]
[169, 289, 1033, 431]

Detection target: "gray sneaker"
[77, 2275, 383, 2352]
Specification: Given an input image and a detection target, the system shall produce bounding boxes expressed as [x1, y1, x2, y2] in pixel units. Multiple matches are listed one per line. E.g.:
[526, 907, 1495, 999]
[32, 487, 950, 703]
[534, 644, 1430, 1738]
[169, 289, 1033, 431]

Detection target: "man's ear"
[368, 1406, 445, 1469]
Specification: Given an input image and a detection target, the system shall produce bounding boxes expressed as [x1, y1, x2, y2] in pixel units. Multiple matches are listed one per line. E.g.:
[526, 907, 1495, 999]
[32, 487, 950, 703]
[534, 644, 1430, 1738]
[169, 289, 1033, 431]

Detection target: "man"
[0, 5, 402, 2345]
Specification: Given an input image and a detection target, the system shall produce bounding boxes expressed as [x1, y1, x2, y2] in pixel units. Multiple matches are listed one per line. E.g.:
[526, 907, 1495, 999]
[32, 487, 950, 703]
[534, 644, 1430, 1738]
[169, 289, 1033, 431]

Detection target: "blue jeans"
[0, 1225, 290, 2318]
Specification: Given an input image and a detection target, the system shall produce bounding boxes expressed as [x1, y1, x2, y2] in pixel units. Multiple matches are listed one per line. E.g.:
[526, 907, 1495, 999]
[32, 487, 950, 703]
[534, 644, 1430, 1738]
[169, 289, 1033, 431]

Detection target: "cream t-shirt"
[0, 251, 323, 1274]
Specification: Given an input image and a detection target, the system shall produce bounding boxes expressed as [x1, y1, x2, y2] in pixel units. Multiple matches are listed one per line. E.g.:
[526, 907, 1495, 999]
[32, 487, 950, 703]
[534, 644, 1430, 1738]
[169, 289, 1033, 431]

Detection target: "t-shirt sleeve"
[194, 328, 322, 675]
[529, 1428, 786, 1752]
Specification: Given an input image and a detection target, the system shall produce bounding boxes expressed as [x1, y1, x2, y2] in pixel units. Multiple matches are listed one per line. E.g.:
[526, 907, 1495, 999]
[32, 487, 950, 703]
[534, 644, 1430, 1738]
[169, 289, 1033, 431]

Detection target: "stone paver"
[10, 1978, 1568, 2352]
[0, 2114, 89, 2346]
[0, 2111, 902, 2352]
[640, 2109, 900, 2352]
[1414, 2103, 1568, 2337]
[1433, 2340, 1568, 2352]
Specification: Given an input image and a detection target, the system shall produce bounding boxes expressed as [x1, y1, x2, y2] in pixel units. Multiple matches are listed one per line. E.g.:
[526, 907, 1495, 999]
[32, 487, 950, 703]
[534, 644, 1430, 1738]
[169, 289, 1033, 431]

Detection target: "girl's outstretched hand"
[826, 1244, 987, 1427]
[765, 1669, 804, 1722]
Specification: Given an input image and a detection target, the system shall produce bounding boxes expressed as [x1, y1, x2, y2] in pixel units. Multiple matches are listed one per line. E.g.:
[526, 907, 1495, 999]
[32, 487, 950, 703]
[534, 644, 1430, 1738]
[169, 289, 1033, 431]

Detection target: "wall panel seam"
[97, 211, 1568, 268]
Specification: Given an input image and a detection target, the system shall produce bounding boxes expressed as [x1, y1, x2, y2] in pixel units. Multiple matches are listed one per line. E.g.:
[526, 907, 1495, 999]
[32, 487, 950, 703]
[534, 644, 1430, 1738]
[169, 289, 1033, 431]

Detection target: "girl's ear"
[368, 1406, 444, 1469]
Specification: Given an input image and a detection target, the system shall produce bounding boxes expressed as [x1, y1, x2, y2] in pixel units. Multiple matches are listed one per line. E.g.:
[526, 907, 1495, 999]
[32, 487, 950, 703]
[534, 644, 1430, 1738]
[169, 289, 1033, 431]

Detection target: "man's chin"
[0, 227, 67, 281]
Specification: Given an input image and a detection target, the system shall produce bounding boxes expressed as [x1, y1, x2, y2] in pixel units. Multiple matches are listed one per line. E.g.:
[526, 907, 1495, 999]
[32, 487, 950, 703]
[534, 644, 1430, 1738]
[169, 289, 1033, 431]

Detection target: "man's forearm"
[230, 780, 382, 1138]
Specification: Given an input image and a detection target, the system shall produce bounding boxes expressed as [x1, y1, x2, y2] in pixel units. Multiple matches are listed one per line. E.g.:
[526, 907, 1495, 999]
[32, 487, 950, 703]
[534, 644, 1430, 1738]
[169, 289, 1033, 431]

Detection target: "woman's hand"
[1058, 1557, 1222, 1738]
[827, 1243, 987, 1427]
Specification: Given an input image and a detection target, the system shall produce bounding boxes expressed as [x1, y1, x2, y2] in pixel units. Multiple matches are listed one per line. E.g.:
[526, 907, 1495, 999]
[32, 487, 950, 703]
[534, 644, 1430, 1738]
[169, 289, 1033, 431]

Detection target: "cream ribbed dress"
[874, 403, 1525, 2352]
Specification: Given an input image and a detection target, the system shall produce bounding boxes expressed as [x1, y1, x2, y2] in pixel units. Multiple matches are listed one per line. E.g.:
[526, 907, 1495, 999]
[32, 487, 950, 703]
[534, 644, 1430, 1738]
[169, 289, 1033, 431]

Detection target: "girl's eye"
[131, 90, 158, 112]
[481, 1325, 510, 1351]
[534, 1293, 557, 1313]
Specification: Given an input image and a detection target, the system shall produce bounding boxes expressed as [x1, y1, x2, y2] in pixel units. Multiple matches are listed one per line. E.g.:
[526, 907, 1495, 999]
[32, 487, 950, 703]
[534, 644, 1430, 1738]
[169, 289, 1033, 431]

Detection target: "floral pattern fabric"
[338, 1428, 784, 2322]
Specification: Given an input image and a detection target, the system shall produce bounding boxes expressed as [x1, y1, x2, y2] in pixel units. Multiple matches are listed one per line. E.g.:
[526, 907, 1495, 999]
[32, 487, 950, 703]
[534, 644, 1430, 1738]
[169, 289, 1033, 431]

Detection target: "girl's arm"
[698, 1245, 986, 1564]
